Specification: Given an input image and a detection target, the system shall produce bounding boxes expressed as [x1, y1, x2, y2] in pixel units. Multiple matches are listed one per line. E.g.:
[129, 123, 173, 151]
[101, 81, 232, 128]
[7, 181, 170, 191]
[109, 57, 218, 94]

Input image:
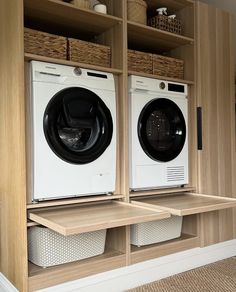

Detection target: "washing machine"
[129, 75, 188, 190]
[28, 61, 116, 201]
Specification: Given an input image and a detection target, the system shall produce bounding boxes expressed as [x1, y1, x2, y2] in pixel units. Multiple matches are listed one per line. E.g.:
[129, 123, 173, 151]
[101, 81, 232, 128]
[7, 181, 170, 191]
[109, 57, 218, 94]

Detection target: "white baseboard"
[37, 239, 236, 292]
[0, 273, 18, 292]
[1, 239, 236, 292]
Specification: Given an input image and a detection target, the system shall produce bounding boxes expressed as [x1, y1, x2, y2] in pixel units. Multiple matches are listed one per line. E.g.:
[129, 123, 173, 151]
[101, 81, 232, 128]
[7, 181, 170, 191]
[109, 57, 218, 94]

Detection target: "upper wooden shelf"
[132, 193, 236, 216]
[24, 0, 123, 38]
[28, 201, 170, 236]
[127, 21, 194, 53]
[147, 0, 194, 13]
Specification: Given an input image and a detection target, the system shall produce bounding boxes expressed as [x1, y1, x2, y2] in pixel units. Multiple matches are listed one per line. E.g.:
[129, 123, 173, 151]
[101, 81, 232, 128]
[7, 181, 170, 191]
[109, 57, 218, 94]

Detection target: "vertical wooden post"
[0, 0, 28, 291]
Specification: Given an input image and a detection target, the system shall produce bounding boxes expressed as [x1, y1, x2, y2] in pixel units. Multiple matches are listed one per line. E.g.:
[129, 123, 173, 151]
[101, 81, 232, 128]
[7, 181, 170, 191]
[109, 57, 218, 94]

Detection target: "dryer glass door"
[138, 98, 186, 162]
[43, 87, 113, 164]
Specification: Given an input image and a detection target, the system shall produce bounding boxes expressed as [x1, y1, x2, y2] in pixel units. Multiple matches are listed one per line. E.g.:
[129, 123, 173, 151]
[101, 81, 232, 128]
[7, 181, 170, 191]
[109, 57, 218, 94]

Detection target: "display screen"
[168, 83, 185, 93]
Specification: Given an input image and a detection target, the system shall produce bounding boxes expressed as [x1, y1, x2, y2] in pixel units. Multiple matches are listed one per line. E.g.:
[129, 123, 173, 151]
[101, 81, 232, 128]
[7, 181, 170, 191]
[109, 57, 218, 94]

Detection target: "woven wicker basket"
[24, 28, 67, 60]
[71, 0, 90, 9]
[128, 49, 152, 74]
[148, 15, 182, 35]
[128, 0, 147, 25]
[28, 227, 107, 267]
[68, 38, 111, 67]
[131, 216, 183, 247]
[153, 54, 184, 79]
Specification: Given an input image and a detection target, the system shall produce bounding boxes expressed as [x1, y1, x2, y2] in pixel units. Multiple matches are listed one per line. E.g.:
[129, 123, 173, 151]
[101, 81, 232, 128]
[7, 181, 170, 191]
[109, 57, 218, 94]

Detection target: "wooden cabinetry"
[0, 1, 236, 292]
[196, 1, 236, 246]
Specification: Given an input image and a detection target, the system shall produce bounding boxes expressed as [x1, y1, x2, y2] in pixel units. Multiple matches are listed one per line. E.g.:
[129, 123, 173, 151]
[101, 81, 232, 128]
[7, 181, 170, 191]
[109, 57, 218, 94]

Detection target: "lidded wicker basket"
[71, 0, 90, 9]
[128, 0, 147, 25]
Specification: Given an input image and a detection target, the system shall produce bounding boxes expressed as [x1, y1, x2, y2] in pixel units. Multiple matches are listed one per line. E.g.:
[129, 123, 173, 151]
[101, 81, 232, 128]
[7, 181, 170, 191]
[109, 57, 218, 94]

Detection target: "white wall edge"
[0, 273, 18, 292]
[1, 239, 236, 292]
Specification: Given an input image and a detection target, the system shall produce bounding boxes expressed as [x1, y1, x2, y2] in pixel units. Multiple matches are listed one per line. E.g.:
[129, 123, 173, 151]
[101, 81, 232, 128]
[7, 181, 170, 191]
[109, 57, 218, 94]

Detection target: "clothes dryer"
[129, 75, 188, 190]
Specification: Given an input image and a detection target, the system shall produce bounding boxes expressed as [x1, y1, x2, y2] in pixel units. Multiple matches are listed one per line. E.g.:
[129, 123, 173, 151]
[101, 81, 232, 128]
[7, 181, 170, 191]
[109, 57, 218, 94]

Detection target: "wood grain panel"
[0, 0, 28, 291]
[196, 2, 236, 246]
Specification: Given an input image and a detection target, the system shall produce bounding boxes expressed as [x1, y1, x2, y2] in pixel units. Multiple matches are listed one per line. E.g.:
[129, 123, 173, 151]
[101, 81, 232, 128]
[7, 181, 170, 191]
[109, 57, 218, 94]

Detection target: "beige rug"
[127, 258, 236, 292]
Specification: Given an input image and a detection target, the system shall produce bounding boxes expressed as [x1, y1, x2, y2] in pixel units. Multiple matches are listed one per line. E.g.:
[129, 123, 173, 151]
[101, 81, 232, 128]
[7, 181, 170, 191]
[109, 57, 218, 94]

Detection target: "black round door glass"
[138, 98, 186, 162]
[43, 87, 113, 164]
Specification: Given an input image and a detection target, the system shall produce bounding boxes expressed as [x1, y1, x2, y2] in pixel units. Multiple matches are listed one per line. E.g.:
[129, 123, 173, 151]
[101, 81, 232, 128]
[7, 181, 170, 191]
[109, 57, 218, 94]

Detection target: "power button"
[159, 82, 166, 90]
[74, 67, 82, 76]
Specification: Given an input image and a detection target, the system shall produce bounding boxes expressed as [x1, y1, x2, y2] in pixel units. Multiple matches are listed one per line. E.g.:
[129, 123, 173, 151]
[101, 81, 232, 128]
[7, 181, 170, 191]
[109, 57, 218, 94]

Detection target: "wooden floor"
[127, 257, 236, 292]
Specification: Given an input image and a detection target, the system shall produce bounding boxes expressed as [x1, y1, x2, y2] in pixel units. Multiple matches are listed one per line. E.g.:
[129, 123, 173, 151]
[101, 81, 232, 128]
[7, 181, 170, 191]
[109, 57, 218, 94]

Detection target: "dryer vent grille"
[167, 166, 185, 182]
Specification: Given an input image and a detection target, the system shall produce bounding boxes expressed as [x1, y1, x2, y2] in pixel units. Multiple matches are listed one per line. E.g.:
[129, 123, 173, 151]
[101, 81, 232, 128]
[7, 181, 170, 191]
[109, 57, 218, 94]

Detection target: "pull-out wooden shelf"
[132, 193, 236, 216]
[28, 201, 170, 236]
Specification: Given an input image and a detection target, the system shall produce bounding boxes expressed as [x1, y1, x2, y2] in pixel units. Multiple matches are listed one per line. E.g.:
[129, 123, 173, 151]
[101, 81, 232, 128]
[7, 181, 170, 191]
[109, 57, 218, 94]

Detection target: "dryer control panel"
[129, 75, 188, 96]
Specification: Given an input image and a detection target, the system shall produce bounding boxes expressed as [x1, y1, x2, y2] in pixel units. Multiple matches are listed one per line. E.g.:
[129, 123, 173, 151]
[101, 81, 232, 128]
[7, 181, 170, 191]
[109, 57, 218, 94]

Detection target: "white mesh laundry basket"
[131, 216, 183, 246]
[28, 226, 106, 267]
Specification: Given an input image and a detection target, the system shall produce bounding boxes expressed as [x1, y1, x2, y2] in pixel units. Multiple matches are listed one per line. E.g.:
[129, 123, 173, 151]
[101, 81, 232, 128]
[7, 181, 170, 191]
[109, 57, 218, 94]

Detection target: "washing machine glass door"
[138, 98, 186, 162]
[43, 87, 113, 164]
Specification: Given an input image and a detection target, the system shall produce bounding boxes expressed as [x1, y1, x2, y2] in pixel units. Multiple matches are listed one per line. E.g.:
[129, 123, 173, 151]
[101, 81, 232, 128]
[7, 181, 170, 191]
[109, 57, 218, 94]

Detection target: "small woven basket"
[71, 0, 90, 9]
[128, 49, 152, 74]
[68, 38, 111, 67]
[148, 15, 182, 35]
[128, 0, 147, 25]
[153, 54, 184, 79]
[24, 28, 67, 60]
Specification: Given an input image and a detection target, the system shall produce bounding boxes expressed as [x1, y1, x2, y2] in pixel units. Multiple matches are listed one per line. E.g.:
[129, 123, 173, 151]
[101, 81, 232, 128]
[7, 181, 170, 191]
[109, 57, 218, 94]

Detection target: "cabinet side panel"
[196, 2, 236, 246]
[0, 0, 28, 291]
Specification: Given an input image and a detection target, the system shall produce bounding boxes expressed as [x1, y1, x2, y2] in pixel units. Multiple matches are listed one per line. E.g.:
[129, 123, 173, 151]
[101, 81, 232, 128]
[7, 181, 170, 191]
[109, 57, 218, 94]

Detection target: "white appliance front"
[29, 61, 116, 201]
[129, 76, 188, 190]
